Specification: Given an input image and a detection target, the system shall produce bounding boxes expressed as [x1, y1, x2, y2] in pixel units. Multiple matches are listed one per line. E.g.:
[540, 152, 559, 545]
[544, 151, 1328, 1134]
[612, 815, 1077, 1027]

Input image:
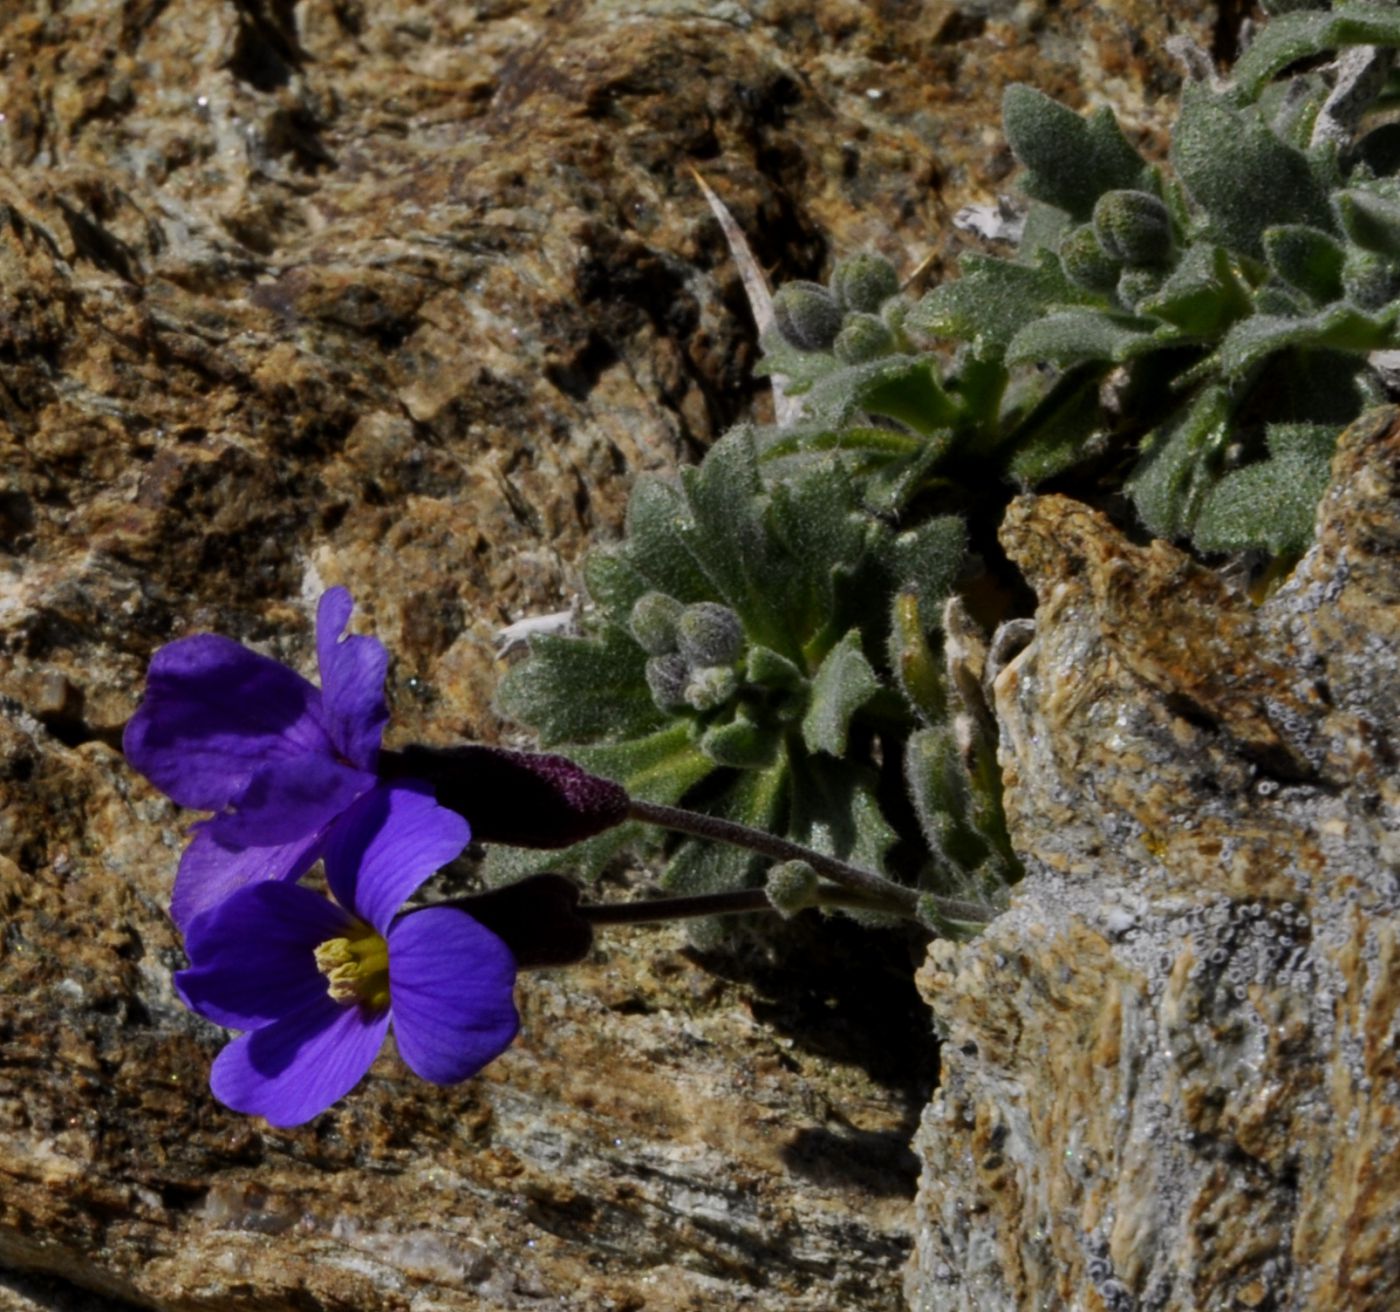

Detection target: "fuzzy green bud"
[676, 602, 745, 667]
[1059, 223, 1121, 293]
[830, 253, 900, 313]
[629, 591, 685, 655]
[765, 861, 821, 918]
[1116, 266, 1162, 310]
[833, 312, 897, 364]
[645, 653, 690, 710]
[772, 281, 844, 352]
[684, 664, 739, 712]
[1092, 190, 1173, 268]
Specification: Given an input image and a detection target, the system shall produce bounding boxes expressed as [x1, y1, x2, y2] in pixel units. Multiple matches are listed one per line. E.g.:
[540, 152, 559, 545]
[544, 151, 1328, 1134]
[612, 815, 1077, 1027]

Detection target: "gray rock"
[906, 410, 1400, 1312]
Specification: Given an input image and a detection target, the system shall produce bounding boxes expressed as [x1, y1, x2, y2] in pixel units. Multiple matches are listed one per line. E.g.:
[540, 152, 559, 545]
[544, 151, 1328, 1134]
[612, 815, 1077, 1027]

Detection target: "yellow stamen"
[314, 921, 390, 1013]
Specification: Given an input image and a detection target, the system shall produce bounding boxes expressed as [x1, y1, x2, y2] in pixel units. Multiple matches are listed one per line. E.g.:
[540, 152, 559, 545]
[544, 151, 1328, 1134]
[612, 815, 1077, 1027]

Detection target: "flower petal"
[323, 782, 470, 933]
[123, 634, 330, 811]
[210, 998, 390, 1127]
[316, 588, 389, 771]
[170, 823, 324, 932]
[206, 755, 375, 848]
[387, 906, 518, 1085]
[176, 881, 353, 1029]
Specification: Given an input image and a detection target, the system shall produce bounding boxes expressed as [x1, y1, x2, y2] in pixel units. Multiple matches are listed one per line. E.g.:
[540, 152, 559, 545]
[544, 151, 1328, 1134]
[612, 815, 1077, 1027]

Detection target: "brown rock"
[906, 410, 1400, 1311]
[0, 0, 1217, 1307]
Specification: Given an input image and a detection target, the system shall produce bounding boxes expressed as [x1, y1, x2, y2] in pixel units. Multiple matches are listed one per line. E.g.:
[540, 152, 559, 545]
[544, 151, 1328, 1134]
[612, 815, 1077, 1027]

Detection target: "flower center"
[314, 921, 390, 1013]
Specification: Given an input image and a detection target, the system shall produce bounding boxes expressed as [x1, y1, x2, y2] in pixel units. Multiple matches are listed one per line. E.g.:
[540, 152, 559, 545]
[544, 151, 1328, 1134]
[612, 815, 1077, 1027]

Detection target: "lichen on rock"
[906, 409, 1400, 1312]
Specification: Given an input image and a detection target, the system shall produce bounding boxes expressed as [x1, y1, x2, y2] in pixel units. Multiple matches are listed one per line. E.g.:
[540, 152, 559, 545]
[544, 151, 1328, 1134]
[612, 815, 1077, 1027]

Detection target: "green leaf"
[1001, 85, 1148, 220]
[801, 629, 879, 757]
[662, 763, 788, 894]
[1231, 6, 1400, 100]
[573, 720, 714, 801]
[1005, 308, 1165, 367]
[889, 515, 968, 608]
[1263, 225, 1346, 303]
[623, 475, 715, 605]
[1003, 366, 1106, 484]
[1266, 421, 1340, 462]
[583, 546, 651, 618]
[1170, 85, 1333, 259]
[805, 355, 961, 435]
[1127, 384, 1233, 539]
[947, 352, 1009, 428]
[910, 250, 1089, 354]
[1139, 243, 1252, 335]
[1218, 304, 1395, 378]
[1334, 188, 1400, 258]
[757, 422, 923, 467]
[889, 591, 946, 724]
[755, 331, 841, 392]
[482, 819, 656, 886]
[764, 460, 870, 645]
[905, 727, 1018, 886]
[676, 426, 781, 638]
[786, 755, 897, 875]
[496, 624, 660, 745]
[745, 643, 806, 692]
[1018, 200, 1073, 258]
[699, 714, 783, 768]
[1192, 450, 1334, 554]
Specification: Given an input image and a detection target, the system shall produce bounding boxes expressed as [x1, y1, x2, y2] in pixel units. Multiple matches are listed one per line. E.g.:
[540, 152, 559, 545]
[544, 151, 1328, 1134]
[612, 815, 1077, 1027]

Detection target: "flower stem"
[576, 881, 913, 926]
[625, 798, 992, 926]
[578, 888, 771, 925]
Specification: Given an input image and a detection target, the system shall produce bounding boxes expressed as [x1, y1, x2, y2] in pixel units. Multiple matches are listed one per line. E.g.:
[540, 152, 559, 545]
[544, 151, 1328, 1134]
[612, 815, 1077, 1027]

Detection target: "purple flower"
[175, 782, 519, 1126]
[124, 588, 397, 929]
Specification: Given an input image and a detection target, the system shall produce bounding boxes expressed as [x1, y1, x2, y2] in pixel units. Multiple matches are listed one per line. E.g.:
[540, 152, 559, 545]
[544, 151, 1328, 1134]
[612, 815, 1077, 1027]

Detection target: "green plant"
[759, 6, 1400, 555]
[491, 3, 1400, 923]
[490, 427, 1010, 924]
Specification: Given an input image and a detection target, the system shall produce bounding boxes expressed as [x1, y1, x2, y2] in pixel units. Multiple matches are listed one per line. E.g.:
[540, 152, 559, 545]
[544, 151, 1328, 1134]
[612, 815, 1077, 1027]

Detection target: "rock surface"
[906, 410, 1400, 1312]
[0, 1, 1218, 1308]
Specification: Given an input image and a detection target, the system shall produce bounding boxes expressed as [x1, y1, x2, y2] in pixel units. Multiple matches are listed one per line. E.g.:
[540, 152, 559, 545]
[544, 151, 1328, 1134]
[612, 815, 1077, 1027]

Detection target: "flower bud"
[765, 861, 820, 918]
[676, 602, 745, 667]
[830, 253, 900, 313]
[1059, 223, 1121, 293]
[684, 665, 738, 712]
[1092, 190, 1173, 268]
[772, 281, 844, 352]
[628, 590, 685, 655]
[378, 746, 629, 849]
[645, 653, 691, 710]
[1116, 266, 1162, 310]
[833, 312, 896, 364]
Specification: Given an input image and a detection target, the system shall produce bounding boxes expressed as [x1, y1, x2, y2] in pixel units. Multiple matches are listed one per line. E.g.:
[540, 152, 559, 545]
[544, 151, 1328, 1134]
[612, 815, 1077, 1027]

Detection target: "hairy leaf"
[910, 250, 1088, 354]
[1231, 5, 1400, 99]
[801, 629, 880, 757]
[1171, 86, 1332, 258]
[1002, 85, 1148, 220]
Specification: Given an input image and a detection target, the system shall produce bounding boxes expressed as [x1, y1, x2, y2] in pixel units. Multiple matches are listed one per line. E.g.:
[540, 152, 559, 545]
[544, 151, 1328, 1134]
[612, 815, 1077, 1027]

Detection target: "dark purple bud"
[379, 745, 629, 848]
[448, 874, 594, 969]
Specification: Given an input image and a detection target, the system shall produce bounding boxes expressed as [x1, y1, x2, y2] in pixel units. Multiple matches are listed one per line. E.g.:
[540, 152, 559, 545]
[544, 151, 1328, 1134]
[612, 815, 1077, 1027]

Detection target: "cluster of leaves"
[493, 4, 1399, 918]
[490, 427, 1012, 920]
[763, 2, 1400, 555]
